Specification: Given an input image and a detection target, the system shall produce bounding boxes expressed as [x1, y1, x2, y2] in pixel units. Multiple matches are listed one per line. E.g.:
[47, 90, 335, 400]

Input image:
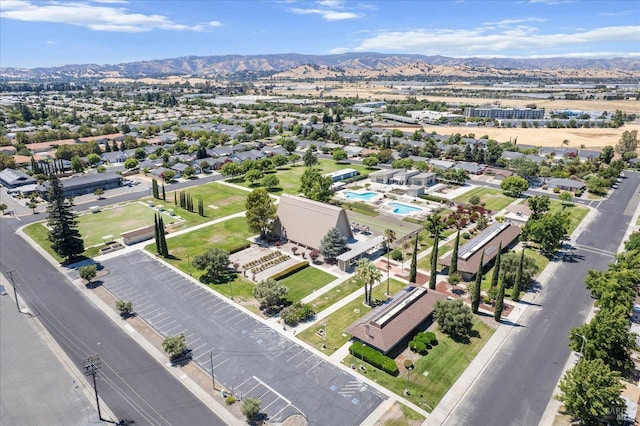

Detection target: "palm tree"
[384, 228, 396, 295]
[355, 258, 382, 306]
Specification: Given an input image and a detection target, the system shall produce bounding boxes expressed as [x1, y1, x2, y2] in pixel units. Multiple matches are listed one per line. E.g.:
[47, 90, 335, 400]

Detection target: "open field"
[343, 319, 495, 412]
[297, 277, 406, 354]
[453, 187, 515, 212]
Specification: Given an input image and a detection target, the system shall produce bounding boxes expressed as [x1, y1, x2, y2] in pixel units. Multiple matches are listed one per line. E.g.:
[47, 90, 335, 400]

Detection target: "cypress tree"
[429, 228, 439, 290]
[154, 213, 161, 254]
[494, 278, 506, 322]
[409, 234, 418, 283]
[46, 175, 84, 261]
[152, 179, 159, 199]
[490, 242, 503, 288]
[162, 184, 166, 201]
[174, 192, 177, 206]
[512, 248, 525, 302]
[450, 229, 460, 274]
[105, 141, 111, 152]
[471, 250, 485, 313]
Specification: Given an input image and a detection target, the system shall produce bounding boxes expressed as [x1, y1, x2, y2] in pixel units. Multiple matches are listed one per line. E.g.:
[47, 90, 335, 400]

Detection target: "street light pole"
[405, 366, 413, 396]
[84, 355, 105, 422]
[4, 269, 20, 312]
[322, 323, 327, 349]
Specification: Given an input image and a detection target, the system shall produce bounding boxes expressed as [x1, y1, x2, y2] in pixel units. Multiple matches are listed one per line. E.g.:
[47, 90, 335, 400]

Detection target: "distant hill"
[2, 53, 639, 80]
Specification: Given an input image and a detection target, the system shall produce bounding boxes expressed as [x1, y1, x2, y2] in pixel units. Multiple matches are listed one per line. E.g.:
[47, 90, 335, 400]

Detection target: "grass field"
[454, 187, 515, 212]
[548, 199, 589, 235]
[279, 266, 336, 303]
[77, 202, 167, 247]
[343, 319, 494, 412]
[232, 159, 373, 195]
[297, 278, 406, 354]
[146, 217, 253, 274]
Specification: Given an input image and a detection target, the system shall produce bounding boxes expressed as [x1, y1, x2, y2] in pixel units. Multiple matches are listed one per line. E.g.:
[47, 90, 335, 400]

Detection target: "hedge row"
[419, 194, 450, 204]
[270, 261, 309, 281]
[342, 174, 368, 184]
[229, 243, 251, 254]
[349, 342, 399, 376]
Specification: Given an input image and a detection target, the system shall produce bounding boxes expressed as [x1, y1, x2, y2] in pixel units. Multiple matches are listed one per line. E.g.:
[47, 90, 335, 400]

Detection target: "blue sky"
[1, 0, 639, 68]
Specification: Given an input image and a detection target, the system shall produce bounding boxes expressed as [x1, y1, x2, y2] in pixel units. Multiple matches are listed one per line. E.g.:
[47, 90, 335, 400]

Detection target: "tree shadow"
[449, 328, 480, 345]
[85, 279, 103, 289]
[199, 272, 238, 285]
[562, 253, 586, 263]
[169, 349, 193, 367]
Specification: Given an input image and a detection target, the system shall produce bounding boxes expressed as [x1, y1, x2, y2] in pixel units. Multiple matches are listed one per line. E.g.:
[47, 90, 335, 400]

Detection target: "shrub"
[410, 340, 428, 355]
[390, 248, 403, 261]
[229, 242, 251, 254]
[280, 302, 315, 325]
[349, 342, 399, 376]
[449, 272, 461, 285]
[553, 187, 561, 193]
[462, 232, 471, 240]
[270, 261, 309, 281]
[225, 395, 236, 405]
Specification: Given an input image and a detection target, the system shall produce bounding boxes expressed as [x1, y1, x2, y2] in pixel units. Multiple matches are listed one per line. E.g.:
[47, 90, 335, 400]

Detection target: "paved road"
[99, 251, 386, 426]
[0, 218, 226, 426]
[442, 171, 640, 426]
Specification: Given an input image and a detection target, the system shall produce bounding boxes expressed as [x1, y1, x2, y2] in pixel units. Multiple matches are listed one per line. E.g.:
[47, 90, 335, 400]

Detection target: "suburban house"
[503, 204, 532, 227]
[547, 178, 585, 192]
[578, 149, 602, 162]
[369, 169, 403, 185]
[346, 286, 448, 354]
[274, 194, 354, 250]
[440, 222, 521, 280]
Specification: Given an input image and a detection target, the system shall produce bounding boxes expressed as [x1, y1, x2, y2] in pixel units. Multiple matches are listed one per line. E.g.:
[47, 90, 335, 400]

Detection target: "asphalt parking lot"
[99, 251, 385, 425]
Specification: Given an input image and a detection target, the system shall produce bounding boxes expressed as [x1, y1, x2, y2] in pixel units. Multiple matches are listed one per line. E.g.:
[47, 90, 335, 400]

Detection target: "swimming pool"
[388, 202, 422, 215]
[344, 191, 379, 201]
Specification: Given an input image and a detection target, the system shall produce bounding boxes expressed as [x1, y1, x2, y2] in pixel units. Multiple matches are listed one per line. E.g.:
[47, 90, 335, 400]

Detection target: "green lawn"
[146, 217, 253, 275]
[306, 276, 367, 313]
[418, 238, 456, 271]
[346, 211, 422, 240]
[233, 159, 372, 195]
[154, 182, 250, 230]
[279, 266, 336, 303]
[23, 221, 105, 262]
[77, 203, 167, 247]
[548, 200, 589, 235]
[297, 278, 406, 354]
[343, 319, 494, 412]
[454, 187, 515, 212]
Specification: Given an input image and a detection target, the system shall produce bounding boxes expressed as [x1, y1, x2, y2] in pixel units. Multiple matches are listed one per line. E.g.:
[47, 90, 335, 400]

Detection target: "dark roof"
[346, 286, 448, 354]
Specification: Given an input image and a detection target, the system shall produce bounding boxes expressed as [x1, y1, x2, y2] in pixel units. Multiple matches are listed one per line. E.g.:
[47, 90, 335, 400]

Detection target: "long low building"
[39, 173, 123, 200]
[440, 222, 521, 280]
[346, 286, 448, 354]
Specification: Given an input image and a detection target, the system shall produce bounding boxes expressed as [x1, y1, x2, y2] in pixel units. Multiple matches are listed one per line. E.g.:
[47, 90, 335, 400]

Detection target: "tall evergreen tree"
[154, 213, 161, 254]
[494, 277, 506, 321]
[471, 250, 485, 313]
[46, 175, 84, 261]
[490, 242, 503, 288]
[157, 214, 168, 257]
[162, 183, 166, 201]
[427, 214, 441, 290]
[152, 179, 159, 199]
[450, 229, 460, 274]
[512, 248, 526, 302]
[409, 234, 418, 283]
[174, 192, 177, 206]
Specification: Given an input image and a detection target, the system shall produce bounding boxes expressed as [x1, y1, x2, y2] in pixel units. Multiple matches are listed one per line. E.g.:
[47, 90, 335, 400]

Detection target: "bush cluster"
[420, 194, 449, 204]
[250, 255, 290, 274]
[408, 331, 438, 355]
[270, 261, 309, 281]
[390, 248, 403, 261]
[343, 174, 368, 184]
[243, 251, 285, 269]
[229, 243, 251, 254]
[225, 395, 236, 405]
[280, 302, 315, 325]
[349, 342, 399, 376]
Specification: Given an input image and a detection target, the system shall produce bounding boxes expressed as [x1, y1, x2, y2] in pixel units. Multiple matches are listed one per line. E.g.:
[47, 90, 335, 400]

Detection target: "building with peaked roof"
[440, 222, 521, 280]
[547, 178, 585, 192]
[274, 194, 353, 250]
[0, 168, 36, 189]
[346, 286, 448, 354]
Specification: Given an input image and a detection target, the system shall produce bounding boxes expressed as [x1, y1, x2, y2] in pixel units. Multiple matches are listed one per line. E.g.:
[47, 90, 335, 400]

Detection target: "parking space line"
[286, 350, 306, 363]
[191, 343, 208, 353]
[295, 355, 314, 368]
[252, 376, 291, 404]
[213, 358, 229, 370]
[163, 324, 182, 334]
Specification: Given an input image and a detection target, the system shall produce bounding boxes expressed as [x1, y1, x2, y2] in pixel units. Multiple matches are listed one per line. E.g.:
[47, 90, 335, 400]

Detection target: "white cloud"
[90, 0, 128, 4]
[483, 17, 547, 26]
[209, 21, 222, 27]
[45, 40, 57, 44]
[290, 7, 359, 20]
[330, 25, 640, 57]
[316, 0, 343, 7]
[0, 0, 202, 32]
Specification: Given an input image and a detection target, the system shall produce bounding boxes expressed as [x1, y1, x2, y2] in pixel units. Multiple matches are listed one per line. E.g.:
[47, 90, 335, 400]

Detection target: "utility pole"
[84, 355, 105, 422]
[2, 269, 20, 312]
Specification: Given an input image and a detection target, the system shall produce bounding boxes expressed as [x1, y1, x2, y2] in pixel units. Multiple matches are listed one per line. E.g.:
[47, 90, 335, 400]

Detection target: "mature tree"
[303, 148, 318, 167]
[160, 170, 175, 182]
[570, 306, 638, 372]
[94, 188, 105, 199]
[245, 168, 263, 185]
[355, 258, 382, 306]
[500, 175, 529, 197]
[624, 232, 640, 252]
[116, 300, 133, 317]
[253, 278, 288, 312]
[556, 359, 625, 426]
[261, 174, 279, 190]
[220, 162, 241, 177]
[494, 277, 506, 322]
[162, 334, 187, 358]
[527, 195, 550, 220]
[87, 153, 101, 166]
[384, 229, 396, 295]
[192, 248, 230, 283]
[615, 129, 638, 155]
[241, 398, 261, 423]
[182, 165, 195, 178]
[490, 242, 502, 288]
[471, 250, 485, 313]
[299, 168, 333, 202]
[426, 213, 441, 290]
[586, 175, 609, 195]
[511, 249, 526, 301]
[79, 264, 97, 284]
[509, 157, 539, 179]
[433, 299, 474, 341]
[71, 155, 84, 172]
[47, 175, 84, 261]
[523, 210, 569, 255]
[363, 156, 379, 169]
[0, 203, 7, 214]
[28, 200, 37, 214]
[409, 234, 418, 283]
[450, 229, 460, 274]
[601, 145, 614, 164]
[586, 271, 636, 312]
[320, 227, 348, 262]
[500, 250, 539, 289]
[332, 149, 348, 163]
[123, 157, 138, 169]
[559, 191, 573, 205]
[245, 189, 277, 239]
[281, 138, 297, 153]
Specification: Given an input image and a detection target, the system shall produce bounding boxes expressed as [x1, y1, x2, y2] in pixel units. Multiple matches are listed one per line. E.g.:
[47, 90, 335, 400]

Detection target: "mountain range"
[2, 53, 639, 80]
